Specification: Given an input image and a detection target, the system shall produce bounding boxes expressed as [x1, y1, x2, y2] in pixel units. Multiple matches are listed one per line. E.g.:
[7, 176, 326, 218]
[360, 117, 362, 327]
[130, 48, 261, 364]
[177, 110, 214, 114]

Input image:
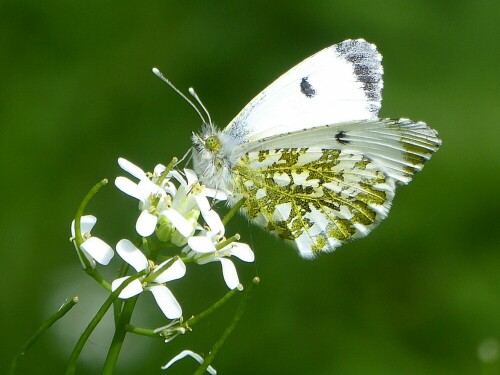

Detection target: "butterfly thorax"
[191, 123, 241, 199]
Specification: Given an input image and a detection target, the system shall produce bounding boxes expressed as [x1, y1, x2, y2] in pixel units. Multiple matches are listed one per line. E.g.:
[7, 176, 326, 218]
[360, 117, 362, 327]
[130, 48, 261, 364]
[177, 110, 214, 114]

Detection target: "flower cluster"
[71, 158, 254, 321]
[69, 157, 256, 373]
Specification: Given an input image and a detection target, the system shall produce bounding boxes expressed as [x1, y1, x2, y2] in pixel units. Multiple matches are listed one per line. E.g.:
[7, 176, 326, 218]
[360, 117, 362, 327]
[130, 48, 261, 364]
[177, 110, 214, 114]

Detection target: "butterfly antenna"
[188, 87, 212, 125]
[175, 148, 193, 169]
[152, 67, 207, 124]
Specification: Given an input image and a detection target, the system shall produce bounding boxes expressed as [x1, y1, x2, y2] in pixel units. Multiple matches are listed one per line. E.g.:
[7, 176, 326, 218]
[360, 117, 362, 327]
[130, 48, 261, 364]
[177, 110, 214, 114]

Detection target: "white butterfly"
[155, 39, 441, 258]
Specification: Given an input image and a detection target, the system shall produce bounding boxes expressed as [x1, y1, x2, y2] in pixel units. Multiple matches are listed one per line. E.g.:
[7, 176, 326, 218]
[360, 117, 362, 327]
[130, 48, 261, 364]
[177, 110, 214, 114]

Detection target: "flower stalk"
[194, 277, 260, 375]
[65, 270, 146, 375]
[13, 157, 257, 374]
[102, 297, 139, 374]
[8, 297, 79, 375]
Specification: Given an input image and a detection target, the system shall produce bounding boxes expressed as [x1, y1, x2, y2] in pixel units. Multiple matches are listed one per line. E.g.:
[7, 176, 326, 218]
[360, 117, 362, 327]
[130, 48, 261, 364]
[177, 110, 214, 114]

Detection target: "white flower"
[115, 158, 193, 238]
[174, 169, 226, 237]
[111, 239, 186, 319]
[161, 350, 217, 374]
[186, 230, 254, 290]
[154, 319, 189, 343]
[114, 159, 225, 246]
[70, 215, 114, 268]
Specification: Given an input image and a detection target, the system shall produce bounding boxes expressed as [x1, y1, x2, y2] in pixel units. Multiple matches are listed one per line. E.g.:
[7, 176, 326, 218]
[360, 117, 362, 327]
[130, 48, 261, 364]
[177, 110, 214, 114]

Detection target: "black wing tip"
[335, 39, 382, 63]
[334, 39, 384, 109]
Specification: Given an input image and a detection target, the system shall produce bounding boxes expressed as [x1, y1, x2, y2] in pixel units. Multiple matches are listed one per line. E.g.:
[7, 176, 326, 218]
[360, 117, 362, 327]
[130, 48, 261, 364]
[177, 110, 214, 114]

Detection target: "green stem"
[8, 297, 79, 375]
[86, 268, 111, 291]
[188, 287, 239, 328]
[157, 157, 178, 185]
[102, 297, 138, 374]
[126, 286, 240, 339]
[143, 256, 177, 284]
[125, 325, 159, 338]
[74, 179, 108, 247]
[72, 178, 110, 287]
[215, 234, 240, 251]
[194, 277, 260, 375]
[221, 197, 246, 225]
[65, 271, 145, 375]
[190, 235, 242, 264]
[155, 286, 240, 342]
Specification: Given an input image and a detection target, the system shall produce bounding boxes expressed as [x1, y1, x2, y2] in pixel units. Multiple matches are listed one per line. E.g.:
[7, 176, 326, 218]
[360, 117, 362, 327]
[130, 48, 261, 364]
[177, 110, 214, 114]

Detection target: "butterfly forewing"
[223, 39, 383, 143]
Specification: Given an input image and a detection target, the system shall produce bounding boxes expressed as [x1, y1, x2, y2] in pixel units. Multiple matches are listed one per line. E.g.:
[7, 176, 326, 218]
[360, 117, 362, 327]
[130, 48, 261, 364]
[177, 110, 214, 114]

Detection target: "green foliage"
[2, 0, 499, 374]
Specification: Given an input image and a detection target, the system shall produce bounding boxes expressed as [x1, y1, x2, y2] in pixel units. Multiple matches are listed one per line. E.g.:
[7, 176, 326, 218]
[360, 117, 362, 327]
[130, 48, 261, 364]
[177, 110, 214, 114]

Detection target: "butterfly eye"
[205, 135, 221, 152]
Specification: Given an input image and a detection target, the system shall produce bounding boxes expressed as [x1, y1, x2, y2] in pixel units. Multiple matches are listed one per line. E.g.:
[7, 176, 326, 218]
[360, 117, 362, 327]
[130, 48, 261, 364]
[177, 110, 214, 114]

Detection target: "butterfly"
[155, 39, 441, 258]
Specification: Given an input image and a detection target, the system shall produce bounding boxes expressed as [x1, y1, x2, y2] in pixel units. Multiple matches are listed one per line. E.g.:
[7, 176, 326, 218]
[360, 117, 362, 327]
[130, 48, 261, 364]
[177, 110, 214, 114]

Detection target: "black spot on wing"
[335, 130, 349, 144]
[300, 77, 316, 98]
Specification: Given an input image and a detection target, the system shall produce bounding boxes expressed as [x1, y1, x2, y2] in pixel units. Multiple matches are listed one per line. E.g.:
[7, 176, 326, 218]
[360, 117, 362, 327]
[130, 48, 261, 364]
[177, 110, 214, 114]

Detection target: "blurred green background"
[1, 1, 499, 374]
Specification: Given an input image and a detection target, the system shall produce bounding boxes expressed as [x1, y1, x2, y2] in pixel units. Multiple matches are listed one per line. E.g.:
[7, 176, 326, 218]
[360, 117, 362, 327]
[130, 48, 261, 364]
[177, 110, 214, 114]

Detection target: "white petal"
[162, 181, 177, 196]
[168, 170, 187, 187]
[149, 285, 182, 319]
[219, 258, 239, 290]
[194, 193, 210, 211]
[137, 178, 164, 196]
[80, 215, 97, 234]
[201, 209, 225, 237]
[153, 164, 166, 175]
[203, 188, 227, 201]
[111, 276, 143, 299]
[118, 158, 146, 180]
[161, 350, 217, 374]
[162, 208, 193, 238]
[188, 236, 216, 253]
[80, 236, 114, 265]
[136, 210, 158, 237]
[195, 195, 225, 236]
[184, 168, 198, 188]
[115, 176, 144, 201]
[154, 258, 186, 283]
[71, 215, 97, 237]
[228, 242, 255, 262]
[116, 239, 148, 271]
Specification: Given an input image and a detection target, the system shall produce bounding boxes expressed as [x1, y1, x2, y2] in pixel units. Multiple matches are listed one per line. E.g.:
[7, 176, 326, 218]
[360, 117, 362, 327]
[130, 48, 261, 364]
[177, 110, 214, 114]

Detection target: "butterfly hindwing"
[232, 147, 394, 258]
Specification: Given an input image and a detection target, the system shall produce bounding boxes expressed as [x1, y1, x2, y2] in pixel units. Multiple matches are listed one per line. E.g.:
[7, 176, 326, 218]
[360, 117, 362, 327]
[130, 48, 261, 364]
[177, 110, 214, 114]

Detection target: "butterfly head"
[192, 123, 219, 151]
[191, 123, 237, 193]
[204, 134, 222, 152]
